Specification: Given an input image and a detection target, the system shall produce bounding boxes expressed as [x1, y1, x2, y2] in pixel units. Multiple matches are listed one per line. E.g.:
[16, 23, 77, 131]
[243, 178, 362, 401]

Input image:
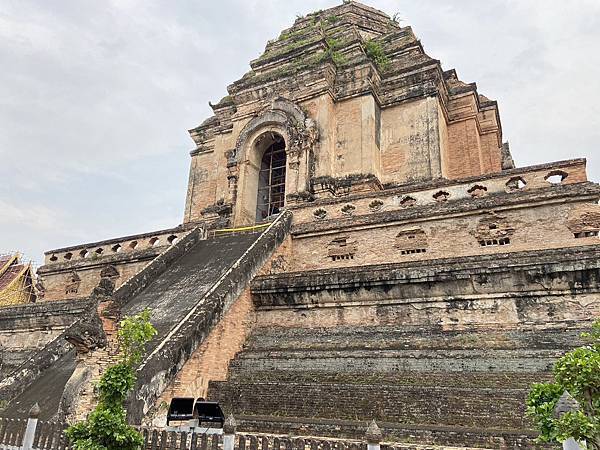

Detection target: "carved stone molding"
[394, 228, 428, 255]
[472, 212, 515, 242]
[234, 97, 319, 166]
[567, 205, 600, 235]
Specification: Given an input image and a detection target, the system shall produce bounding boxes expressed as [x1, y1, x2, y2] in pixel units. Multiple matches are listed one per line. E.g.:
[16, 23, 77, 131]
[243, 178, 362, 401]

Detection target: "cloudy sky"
[1, 0, 599, 265]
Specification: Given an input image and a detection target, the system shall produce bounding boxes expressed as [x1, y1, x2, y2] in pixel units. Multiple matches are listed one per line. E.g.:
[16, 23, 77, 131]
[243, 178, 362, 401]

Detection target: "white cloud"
[0, 199, 60, 231]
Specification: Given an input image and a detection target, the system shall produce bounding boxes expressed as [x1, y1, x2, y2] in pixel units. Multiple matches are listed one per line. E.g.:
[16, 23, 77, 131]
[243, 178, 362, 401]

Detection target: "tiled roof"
[0, 263, 25, 290]
[0, 255, 13, 268]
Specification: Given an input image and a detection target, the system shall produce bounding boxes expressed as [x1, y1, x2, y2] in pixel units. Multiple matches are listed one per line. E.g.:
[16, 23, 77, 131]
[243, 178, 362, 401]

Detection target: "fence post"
[21, 403, 40, 450]
[223, 414, 236, 450]
[365, 420, 382, 450]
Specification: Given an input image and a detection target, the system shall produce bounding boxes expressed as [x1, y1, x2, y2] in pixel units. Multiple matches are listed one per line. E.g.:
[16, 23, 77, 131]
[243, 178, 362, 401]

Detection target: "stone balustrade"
[43, 225, 196, 265]
[292, 159, 588, 224]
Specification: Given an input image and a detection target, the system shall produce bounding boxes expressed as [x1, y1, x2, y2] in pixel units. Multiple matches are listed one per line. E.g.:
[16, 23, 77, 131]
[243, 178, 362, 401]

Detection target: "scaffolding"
[256, 137, 286, 222]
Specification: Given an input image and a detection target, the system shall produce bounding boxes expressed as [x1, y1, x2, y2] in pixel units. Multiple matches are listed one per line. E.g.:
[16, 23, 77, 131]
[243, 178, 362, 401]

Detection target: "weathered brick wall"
[208, 321, 586, 447]
[203, 244, 598, 447]
[148, 287, 256, 425]
[302, 94, 336, 179]
[446, 118, 483, 178]
[39, 257, 154, 302]
[290, 160, 590, 223]
[380, 97, 442, 184]
[479, 130, 502, 173]
[333, 96, 380, 178]
[184, 151, 221, 223]
[253, 247, 600, 326]
[207, 324, 579, 447]
[212, 380, 529, 428]
[287, 199, 600, 272]
[285, 162, 597, 273]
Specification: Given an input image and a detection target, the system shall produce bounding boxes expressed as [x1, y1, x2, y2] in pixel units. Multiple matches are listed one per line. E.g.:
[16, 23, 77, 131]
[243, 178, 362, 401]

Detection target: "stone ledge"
[0, 298, 89, 318]
[239, 323, 587, 352]
[252, 244, 600, 294]
[290, 159, 588, 211]
[211, 382, 529, 429]
[224, 370, 553, 389]
[0, 298, 89, 331]
[44, 224, 194, 255]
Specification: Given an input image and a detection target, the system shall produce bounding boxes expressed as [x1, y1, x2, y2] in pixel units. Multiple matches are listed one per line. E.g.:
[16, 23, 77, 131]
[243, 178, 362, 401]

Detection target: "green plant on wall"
[364, 39, 390, 71]
[526, 319, 600, 448]
[66, 309, 157, 450]
[324, 37, 346, 66]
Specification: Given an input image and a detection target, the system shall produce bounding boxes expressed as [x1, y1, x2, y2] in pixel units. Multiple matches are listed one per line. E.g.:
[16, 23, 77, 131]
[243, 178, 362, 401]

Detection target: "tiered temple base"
[206, 245, 600, 449]
[208, 323, 582, 448]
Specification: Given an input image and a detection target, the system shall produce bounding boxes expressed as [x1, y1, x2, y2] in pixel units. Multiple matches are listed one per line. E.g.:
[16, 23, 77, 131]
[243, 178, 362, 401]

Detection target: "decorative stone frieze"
[369, 199, 384, 212]
[472, 212, 515, 247]
[567, 205, 600, 238]
[394, 228, 428, 255]
[327, 236, 357, 261]
[341, 204, 356, 216]
[467, 184, 488, 198]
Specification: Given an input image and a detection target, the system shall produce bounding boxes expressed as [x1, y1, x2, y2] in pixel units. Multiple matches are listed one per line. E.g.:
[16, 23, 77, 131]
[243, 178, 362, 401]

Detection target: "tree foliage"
[66, 310, 157, 450]
[526, 319, 600, 448]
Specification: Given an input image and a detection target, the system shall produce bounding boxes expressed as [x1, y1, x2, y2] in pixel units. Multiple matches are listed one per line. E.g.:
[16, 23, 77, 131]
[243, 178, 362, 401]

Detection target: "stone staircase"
[5, 212, 293, 421]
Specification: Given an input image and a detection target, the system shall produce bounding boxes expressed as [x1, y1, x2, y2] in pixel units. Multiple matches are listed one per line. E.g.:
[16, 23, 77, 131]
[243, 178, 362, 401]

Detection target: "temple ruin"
[1, 2, 599, 449]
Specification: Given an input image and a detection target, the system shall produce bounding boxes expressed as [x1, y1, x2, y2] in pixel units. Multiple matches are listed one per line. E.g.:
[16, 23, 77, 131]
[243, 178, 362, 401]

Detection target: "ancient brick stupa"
[2, 2, 599, 449]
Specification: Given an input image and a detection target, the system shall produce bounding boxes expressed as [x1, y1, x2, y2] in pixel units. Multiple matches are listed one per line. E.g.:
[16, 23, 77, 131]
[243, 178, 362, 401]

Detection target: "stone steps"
[242, 324, 585, 352]
[226, 370, 552, 390]
[208, 323, 576, 448]
[228, 348, 562, 374]
[209, 380, 530, 429]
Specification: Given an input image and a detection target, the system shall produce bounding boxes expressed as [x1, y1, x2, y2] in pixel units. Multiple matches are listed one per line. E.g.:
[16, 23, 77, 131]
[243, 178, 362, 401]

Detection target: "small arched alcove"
[255, 132, 287, 222]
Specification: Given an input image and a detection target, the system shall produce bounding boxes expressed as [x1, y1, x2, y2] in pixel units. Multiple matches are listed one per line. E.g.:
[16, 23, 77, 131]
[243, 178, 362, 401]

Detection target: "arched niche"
[232, 98, 319, 225]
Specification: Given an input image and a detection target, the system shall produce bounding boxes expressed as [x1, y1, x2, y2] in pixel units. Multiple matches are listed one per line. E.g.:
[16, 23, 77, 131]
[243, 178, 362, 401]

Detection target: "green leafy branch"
[526, 319, 600, 449]
[66, 310, 157, 450]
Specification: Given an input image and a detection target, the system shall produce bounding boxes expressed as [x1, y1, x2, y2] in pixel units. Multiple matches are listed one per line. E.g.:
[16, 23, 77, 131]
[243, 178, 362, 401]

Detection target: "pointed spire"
[365, 419, 382, 443]
[29, 402, 41, 419]
[554, 390, 580, 418]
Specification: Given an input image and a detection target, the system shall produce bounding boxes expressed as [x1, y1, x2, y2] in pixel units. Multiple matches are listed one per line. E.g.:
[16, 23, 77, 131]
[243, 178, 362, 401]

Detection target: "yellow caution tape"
[211, 223, 271, 234]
